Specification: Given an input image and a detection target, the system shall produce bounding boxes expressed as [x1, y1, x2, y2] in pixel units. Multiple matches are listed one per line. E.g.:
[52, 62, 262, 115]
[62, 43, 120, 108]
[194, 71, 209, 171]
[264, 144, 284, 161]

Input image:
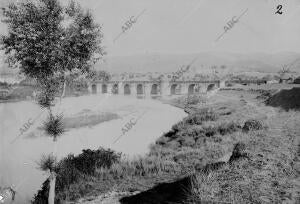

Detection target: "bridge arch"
[112, 84, 118, 94]
[136, 84, 144, 95]
[188, 84, 196, 94]
[170, 84, 180, 95]
[124, 84, 131, 95]
[91, 84, 97, 94]
[207, 84, 216, 92]
[151, 84, 159, 95]
[102, 84, 108, 93]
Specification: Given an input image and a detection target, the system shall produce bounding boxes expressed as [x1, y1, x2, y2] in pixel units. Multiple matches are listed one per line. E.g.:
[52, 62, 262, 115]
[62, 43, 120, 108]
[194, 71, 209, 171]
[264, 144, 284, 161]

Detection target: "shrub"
[37, 154, 58, 172]
[32, 147, 121, 203]
[177, 136, 195, 147]
[107, 156, 181, 178]
[43, 114, 65, 141]
[229, 142, 249, 163]
[156, 136, 170, 145]
[185, 95, 206, 105]
[218, 122, 241, 135]
[173, 148, 204, 168]
[184, 109, 218, 125]
[202, 125, 217, 137]
[171, 121, 186, 132]
[70, 148, 121, 175]
[242, 119, 263, 132]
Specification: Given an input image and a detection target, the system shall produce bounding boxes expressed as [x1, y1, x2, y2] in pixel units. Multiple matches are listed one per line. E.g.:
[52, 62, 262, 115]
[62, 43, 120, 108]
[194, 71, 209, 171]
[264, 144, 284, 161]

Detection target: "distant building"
[0, 89, 9, 97]
[294, 77, 300, 84]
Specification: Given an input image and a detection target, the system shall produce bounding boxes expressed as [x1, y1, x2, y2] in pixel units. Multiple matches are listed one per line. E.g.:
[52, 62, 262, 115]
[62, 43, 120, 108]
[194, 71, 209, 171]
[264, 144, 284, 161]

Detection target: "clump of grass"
[184, 109, 218, 125]
[185, 95, 206, 105]
[37, 154, 58, 173]
[157, 119, 241, 150]
[202, 125, 217, 137]
[218, 121, 242, 135]
[173, 147, 205, 169]
[108, 156, 181, 178]
[43, 113, 65, 141]
[228, 142, 249, 163]
[242, 119, 263, 132]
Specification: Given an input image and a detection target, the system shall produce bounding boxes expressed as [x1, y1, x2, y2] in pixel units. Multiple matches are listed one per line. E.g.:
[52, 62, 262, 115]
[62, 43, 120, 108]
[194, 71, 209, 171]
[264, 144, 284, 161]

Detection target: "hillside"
[96, 52, 300, 74]
[1, 52, 300, 81]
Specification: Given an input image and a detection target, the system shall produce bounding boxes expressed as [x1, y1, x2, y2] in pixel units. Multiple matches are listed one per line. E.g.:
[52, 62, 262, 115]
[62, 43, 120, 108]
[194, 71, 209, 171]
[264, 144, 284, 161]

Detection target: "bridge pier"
[88, 80, 222, 96]
[145, 84, 151, 97]
[199, 85, 207, 93]
[131, 83, 137, 95]
[118, 83, 124, 95]
[219, 80, 226, 88]
[97, 83, 102, 94]
[160, 82, 169, 96]
[181, 84, 189, 95]
[88, 84, 92, 93]
[107, 84, 113, 94]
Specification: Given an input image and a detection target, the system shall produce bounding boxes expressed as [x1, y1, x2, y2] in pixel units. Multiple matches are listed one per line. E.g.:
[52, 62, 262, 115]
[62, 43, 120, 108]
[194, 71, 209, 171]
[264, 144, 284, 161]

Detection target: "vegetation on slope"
[33, 90, 300, 204]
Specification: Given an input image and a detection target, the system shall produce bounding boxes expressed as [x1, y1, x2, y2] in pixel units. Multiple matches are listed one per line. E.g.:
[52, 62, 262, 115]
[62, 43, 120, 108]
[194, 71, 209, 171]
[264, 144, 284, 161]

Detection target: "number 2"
[276, 5, 283, 15]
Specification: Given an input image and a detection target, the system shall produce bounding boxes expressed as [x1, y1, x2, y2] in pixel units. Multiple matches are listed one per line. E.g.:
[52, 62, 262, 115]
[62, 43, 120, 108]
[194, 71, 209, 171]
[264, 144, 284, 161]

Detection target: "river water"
[0, 94, 186, 203]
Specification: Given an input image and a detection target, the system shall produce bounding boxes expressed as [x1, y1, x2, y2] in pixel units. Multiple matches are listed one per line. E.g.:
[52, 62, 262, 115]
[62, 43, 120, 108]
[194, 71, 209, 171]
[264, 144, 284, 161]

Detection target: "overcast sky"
[0, 0, 300, 57]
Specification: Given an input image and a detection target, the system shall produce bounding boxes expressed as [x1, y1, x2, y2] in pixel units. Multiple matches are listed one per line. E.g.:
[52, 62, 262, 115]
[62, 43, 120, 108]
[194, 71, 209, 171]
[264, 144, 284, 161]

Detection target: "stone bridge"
[88, 79, 225, 96]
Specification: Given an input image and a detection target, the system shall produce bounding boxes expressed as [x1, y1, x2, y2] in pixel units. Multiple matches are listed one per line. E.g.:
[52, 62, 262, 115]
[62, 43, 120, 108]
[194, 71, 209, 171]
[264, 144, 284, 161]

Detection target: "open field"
[31, 84, 300, 203]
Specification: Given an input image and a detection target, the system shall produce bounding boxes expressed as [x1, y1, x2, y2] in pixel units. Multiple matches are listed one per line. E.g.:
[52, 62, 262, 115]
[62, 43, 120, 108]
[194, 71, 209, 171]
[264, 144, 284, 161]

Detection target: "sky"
[0, 0, 300, 57]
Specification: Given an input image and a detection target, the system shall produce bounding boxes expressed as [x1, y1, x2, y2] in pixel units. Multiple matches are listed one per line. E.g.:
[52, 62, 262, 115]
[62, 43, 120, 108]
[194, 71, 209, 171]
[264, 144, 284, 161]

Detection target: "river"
[0, 94, 186, 203]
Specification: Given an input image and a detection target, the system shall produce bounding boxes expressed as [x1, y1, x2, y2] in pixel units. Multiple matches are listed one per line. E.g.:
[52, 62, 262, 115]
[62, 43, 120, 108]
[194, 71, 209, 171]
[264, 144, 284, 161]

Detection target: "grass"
[32, 89, 300, 203]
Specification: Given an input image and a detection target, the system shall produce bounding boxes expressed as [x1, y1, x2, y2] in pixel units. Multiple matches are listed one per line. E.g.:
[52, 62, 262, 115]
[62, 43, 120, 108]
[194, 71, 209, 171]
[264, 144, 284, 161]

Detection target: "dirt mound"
[266, 87, 300, 110]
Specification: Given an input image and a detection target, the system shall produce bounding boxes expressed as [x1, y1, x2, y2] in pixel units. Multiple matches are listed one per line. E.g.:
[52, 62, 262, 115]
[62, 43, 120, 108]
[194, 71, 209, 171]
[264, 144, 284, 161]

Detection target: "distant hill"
[96, 52, 300, 74]
[1, 52, 300, 82]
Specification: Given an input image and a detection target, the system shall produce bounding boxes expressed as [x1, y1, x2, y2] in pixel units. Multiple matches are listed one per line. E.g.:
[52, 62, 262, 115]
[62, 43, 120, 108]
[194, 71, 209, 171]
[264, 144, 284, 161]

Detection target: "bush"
[184, 109, 218, 125]
[177, 135, 195, 147]
[185, 95, 206, 105]
[202, 125, 217, 137]
[242, 119, 263, 132]
[32, 147, 121, 203]
[156, 136, 170, 145]
[173, 148, 204, 168]
[69, 148, 121, 175]
[171, 121, 186, 133]
[228, 142, 249, 163]
[218, 122, 241, 135]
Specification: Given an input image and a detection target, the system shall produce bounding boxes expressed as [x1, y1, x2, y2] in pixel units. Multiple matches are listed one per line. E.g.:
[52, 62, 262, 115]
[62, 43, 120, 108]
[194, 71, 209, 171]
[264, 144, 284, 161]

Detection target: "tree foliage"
[1, 0, 105, 81]
[86, 69, 111, 81]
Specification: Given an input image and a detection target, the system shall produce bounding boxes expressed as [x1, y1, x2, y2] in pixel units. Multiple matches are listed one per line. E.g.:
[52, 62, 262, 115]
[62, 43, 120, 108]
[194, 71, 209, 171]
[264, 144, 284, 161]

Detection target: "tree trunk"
[61, 74, 67, 99]
[48, 172, 56, 204]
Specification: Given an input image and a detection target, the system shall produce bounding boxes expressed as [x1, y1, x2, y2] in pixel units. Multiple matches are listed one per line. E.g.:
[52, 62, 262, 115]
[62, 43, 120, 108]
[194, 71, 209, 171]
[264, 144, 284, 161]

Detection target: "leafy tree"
[1, 0, 105, 93]
[1, 0, 105, 203]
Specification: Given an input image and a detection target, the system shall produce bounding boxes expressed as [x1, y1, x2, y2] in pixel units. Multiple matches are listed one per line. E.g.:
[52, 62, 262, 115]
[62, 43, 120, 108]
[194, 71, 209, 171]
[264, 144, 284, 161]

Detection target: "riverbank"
[32, 89, 300, 203]
[1, 94, 186, 203]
